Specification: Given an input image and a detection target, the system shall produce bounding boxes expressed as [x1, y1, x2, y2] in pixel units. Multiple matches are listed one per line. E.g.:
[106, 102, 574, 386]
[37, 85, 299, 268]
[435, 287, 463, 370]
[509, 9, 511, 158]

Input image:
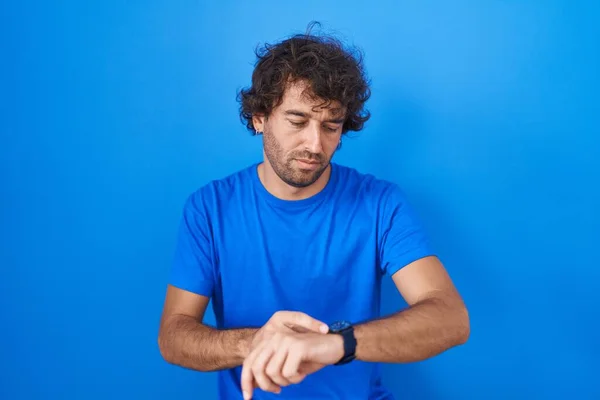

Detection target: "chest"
[212, 204, 380, 325]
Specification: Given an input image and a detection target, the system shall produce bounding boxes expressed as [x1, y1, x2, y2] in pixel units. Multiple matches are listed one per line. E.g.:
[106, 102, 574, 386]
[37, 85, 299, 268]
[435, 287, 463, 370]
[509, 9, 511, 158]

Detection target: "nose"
[303, 123, 323, 155]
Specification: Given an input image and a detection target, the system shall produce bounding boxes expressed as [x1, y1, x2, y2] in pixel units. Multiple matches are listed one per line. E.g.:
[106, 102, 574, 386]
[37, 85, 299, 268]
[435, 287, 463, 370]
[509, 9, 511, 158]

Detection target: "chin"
[292, 170, 325, 187]
[285, 177, 314, 188]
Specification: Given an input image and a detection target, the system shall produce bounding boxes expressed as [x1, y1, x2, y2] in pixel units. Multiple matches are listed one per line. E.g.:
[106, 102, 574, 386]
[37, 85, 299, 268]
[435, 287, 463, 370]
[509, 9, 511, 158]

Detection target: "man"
[158, 28, 470, 400]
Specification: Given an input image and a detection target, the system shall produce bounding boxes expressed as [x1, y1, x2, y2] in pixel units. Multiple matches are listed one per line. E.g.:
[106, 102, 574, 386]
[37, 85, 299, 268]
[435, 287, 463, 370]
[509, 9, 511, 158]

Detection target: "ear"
[252, 114, 266, 133]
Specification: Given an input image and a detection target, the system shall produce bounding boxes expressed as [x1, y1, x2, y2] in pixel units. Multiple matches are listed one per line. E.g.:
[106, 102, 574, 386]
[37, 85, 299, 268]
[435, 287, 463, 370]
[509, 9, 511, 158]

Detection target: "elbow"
[158, 325, 212, 373]
[455, 303, 471, 345]
[158, 335, 183, 367]
[435, 294, 470, 347]
[158, 333, 173, 364]
[158, 322, 178, 365]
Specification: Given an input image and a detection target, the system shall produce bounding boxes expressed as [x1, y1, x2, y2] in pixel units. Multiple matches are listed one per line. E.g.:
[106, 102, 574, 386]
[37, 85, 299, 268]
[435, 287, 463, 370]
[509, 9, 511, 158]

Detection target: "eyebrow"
[284, 109, 345, 124]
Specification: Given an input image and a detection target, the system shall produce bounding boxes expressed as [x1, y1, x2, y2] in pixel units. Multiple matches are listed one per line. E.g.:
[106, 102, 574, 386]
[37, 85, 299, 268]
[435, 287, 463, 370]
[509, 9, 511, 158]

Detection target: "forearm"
[158, 314, 256, 372]
[354, 294, 469, 363]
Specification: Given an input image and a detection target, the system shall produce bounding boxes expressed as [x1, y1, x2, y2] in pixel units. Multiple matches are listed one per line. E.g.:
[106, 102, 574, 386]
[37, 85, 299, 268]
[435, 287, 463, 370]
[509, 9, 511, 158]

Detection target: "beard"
[262, 128, 331, 188]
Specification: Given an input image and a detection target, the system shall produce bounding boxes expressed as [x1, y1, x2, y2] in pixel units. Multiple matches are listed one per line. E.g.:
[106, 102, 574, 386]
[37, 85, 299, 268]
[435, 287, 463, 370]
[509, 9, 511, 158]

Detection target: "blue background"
[2, 1, 599, 399]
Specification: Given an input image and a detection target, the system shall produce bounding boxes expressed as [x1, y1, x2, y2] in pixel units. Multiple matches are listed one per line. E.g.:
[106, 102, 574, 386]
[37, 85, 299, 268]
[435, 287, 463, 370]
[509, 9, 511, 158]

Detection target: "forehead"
[277, 81, 345, 118]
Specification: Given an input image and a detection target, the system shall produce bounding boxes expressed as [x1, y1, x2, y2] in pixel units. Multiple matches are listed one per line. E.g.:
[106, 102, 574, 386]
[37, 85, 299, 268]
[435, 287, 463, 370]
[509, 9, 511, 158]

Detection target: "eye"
[324, 125, 340, 133]
[289, 120, 306, 128]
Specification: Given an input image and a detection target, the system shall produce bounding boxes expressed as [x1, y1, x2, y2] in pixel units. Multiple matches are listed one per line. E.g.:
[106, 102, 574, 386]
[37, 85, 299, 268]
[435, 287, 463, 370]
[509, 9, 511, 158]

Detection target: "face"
[253, 81, 346, 188]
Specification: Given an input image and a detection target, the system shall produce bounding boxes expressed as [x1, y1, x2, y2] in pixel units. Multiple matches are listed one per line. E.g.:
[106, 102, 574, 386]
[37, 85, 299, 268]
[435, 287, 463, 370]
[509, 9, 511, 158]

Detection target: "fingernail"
[243, 391, 250, 400]
[320, 324, 329, 333]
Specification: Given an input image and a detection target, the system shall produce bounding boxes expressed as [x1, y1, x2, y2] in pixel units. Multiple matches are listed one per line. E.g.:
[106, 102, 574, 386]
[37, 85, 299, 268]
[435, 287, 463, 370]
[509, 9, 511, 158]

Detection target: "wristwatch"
[328, 320, 357, 365]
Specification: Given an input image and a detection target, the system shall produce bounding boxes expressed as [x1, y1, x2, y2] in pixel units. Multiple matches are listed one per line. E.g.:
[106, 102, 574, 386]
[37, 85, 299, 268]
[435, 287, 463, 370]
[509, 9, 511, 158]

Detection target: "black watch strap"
[329, 321, 357, 365]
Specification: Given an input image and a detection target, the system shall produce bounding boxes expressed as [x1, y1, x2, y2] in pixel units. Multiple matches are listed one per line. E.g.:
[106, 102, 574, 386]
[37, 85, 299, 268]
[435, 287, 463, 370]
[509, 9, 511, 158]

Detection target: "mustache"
[291, 152, 324, 162]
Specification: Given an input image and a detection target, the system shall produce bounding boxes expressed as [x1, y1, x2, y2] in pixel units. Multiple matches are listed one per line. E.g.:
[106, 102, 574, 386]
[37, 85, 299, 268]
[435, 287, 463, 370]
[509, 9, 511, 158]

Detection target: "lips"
[295, 159, 321, 170]
[295, 159, 320, 165]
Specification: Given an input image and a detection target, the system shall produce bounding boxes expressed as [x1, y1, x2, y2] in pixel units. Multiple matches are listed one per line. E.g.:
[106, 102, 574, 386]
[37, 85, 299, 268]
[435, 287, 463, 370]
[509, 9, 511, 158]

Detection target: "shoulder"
[182, 163, 256, 214]
[335, 165, 427, 245]
[333, 163, 409, 209]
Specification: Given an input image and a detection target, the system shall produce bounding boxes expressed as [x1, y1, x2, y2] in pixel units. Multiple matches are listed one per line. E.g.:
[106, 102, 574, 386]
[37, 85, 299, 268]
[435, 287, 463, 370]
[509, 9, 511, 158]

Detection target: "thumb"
[277, 311, 329, 334]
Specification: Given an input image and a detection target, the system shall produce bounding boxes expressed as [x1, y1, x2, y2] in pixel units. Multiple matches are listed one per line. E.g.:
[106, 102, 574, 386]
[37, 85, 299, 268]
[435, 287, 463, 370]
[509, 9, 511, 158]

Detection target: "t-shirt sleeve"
[378, 184, 436, 276]
[169, 192, 216, 297]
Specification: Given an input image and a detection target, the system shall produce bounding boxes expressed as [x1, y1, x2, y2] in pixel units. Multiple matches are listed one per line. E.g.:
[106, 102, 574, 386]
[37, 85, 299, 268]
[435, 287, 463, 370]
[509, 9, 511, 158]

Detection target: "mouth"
[295, 158, 321, 170]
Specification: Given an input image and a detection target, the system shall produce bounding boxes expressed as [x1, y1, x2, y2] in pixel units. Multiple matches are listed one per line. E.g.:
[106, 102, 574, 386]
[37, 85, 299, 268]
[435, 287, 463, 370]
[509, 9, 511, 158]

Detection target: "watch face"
[330, 320, 351, 332]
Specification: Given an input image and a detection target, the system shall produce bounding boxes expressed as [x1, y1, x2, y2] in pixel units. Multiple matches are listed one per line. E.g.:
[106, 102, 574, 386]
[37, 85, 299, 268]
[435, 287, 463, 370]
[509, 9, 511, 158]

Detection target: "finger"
[265, 344, 291, 387]
[241, 343, 267, 400]
[241, 348, 259, 400]
[287, 372, 307, 385]
[251, 345, 281, 394]
[278, 311, 329, 334]
[281, 343, 304, 383]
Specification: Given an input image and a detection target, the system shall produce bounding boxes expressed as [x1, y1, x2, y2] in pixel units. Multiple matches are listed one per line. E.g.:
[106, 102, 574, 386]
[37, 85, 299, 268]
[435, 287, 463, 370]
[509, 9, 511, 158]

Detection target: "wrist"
[328, 320, 357, 365]
[329, 333, 345, 363]
[236, 328, 257, 360]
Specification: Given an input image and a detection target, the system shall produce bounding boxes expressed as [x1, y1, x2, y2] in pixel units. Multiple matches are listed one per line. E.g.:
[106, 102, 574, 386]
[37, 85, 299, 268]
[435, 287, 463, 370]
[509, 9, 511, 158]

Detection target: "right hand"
[242, 311, 330, 395]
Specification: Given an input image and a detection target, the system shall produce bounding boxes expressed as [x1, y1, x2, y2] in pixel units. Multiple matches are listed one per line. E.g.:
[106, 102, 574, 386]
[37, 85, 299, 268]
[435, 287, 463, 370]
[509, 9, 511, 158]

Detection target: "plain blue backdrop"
[2, 1, 599, 399]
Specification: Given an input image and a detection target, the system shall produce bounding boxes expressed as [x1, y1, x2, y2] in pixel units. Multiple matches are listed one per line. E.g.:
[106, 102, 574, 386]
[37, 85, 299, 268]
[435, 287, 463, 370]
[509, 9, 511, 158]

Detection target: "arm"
[161, 192, 330, 373]
[159, 193, 259, 371]
[354, 255, 470, 363]
[350, 184, 470, 362]
[158, 285, 256, 372]
[158, 285, 330, 372]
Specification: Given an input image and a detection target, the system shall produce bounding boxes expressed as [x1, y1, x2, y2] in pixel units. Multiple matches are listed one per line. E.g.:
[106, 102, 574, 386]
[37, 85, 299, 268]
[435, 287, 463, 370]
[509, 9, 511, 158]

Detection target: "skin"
[252, 80, 346, 201]
[158, 80, 470, 400]
[158, 293, 329, 372]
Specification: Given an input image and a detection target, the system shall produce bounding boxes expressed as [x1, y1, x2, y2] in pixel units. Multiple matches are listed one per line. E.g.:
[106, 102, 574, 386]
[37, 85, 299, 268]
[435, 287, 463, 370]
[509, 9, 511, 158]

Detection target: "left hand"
[241, 331, 344, 399]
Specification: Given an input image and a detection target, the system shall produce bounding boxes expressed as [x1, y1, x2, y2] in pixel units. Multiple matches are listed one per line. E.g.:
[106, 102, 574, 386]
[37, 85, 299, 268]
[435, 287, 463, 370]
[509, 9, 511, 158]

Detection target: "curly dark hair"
[237, 23, 371, 135]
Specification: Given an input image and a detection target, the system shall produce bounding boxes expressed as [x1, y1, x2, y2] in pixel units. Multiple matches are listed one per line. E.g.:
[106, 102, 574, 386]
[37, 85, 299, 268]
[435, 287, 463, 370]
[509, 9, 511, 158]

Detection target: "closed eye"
[288, 119, 340, 132]
[288, 120, 307, 129]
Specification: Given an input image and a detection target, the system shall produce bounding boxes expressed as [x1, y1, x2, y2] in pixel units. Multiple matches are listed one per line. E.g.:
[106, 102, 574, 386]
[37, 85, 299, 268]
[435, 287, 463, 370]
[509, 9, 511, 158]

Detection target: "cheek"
[265, 131, 298, 157]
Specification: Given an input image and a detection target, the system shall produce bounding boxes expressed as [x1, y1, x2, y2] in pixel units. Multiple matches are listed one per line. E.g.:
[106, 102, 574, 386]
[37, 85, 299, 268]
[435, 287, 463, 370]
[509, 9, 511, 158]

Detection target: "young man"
[158, 29, 470, 400]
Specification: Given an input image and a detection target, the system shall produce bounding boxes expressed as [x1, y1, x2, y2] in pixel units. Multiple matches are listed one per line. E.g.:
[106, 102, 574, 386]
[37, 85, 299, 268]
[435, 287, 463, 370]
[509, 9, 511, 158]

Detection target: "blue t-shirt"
[169, 162, 435, 399]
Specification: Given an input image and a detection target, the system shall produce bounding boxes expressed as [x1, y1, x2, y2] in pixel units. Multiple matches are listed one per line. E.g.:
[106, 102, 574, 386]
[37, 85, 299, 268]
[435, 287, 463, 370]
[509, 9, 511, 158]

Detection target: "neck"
[257, 158, 331, 201]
